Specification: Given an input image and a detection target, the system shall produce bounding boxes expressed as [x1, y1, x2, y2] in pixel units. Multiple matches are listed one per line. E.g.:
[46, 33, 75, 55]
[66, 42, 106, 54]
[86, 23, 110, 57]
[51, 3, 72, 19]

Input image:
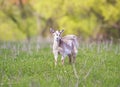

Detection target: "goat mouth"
[56, 38, 60, 41]
[56, 39, 60, 42]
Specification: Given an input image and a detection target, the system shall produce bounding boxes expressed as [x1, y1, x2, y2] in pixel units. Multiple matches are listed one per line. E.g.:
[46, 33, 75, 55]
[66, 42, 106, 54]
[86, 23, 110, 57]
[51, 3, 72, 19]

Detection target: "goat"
[50, 28, 79, 65]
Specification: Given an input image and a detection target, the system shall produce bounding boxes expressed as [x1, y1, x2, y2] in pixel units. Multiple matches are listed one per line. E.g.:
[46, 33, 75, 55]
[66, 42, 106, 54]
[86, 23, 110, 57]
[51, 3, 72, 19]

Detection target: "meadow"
[0, 41, 120, 87]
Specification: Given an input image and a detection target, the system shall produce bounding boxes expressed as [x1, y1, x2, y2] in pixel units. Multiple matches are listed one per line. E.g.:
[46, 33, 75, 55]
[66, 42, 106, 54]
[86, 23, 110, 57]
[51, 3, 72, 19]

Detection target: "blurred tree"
[32, 0, 98, 38]
[0, 0, 120, 41]
[89, 0, 120, 40]
[0, 0, 37, 41]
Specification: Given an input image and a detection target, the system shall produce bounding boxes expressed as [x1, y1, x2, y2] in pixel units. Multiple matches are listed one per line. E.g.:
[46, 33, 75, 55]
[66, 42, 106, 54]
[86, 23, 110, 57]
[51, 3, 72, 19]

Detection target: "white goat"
[50, 28, 79, 65]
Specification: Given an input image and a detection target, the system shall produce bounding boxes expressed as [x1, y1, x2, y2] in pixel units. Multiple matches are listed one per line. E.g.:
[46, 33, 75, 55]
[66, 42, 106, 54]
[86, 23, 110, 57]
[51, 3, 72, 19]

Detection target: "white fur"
[50, 28, 78, 65]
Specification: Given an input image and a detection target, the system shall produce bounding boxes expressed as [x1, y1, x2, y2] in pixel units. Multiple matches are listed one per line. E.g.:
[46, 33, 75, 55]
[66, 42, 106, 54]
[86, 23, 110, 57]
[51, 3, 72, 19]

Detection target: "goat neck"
[53, 38, 62, 49]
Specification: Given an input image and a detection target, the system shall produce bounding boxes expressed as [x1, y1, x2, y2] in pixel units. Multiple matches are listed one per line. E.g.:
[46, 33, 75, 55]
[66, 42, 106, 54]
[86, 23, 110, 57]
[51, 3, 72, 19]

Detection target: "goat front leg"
[54, 53, 58, 66]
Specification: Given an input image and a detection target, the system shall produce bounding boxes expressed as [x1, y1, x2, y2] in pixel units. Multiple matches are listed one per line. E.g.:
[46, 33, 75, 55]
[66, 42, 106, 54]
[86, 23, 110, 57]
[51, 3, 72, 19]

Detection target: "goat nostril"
[56, 38, 59, 41]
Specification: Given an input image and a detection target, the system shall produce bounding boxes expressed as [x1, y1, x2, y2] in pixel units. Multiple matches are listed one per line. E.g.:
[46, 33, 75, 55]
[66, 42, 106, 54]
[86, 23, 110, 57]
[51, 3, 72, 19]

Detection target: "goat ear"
[50, 28, 55, 33]
[60, 30, 64, 34]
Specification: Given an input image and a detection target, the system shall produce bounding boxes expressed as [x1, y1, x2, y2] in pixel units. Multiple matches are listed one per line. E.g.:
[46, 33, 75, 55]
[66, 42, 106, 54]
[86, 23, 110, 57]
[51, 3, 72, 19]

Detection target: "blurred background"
[0, 0, 120, 42]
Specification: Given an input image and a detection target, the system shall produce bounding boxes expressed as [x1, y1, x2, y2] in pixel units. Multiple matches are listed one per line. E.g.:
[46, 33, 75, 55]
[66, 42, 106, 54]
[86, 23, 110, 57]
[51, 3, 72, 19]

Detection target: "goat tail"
[74, 38, 79, 48]
[71, 35, 79, 49]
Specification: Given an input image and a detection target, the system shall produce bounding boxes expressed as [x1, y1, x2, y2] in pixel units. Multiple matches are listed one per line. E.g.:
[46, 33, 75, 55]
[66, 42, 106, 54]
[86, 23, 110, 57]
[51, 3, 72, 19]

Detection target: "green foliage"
[0, 0, 120, 40]
[27, 0, 120, 39]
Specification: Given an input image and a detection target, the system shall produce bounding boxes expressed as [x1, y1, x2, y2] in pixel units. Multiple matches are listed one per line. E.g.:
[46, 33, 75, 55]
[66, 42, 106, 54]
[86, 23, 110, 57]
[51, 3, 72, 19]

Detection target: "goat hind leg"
[73, 54, 76, 63]
[61, 56, 65, 65]
[68, 54, 72, 64]
[73, 47, 78, 63]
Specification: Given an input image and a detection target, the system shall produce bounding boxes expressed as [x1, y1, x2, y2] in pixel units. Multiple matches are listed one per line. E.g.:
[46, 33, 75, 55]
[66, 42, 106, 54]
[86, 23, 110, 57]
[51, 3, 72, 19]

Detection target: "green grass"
[0, 42, 120, 87]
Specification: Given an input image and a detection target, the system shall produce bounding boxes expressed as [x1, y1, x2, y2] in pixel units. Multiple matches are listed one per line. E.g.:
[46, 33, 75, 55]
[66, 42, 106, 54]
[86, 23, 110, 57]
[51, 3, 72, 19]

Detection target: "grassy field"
[0, 41, 120, 87]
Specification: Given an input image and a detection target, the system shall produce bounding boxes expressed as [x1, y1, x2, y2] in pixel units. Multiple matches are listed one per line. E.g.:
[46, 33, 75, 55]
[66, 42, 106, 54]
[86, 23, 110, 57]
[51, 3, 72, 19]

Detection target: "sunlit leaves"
[1, 0, 120, 40]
